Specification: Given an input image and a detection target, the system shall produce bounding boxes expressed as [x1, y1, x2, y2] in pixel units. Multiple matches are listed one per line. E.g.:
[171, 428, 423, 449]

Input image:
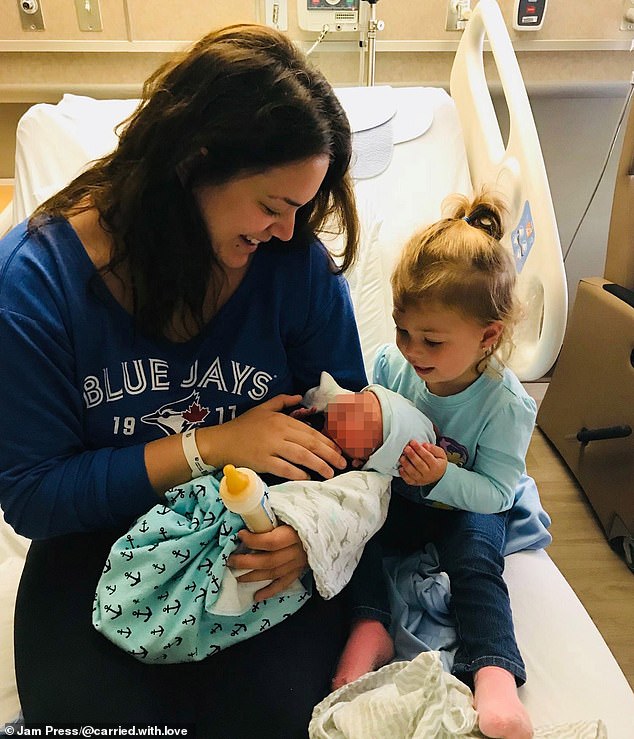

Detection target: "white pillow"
[0, 515, 29, 726]
[344, 200, 393, 379]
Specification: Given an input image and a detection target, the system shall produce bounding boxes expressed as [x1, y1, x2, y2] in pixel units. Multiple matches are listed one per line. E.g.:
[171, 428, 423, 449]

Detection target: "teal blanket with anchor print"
[92, 473, 311, 663]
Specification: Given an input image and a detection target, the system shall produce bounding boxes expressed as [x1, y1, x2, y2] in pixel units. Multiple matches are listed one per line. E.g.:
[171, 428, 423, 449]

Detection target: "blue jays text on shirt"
[82, 357, 275, 437]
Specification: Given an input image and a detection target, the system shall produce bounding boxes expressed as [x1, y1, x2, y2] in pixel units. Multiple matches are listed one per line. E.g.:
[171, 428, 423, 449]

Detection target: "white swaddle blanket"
[269, 471, 391, 600]
[214, 470, 392, 613]
[310, 651, 607, 739]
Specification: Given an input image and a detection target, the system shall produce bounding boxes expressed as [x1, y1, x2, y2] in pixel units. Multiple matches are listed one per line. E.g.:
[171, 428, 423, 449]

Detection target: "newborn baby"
[293, 372, 436, 475]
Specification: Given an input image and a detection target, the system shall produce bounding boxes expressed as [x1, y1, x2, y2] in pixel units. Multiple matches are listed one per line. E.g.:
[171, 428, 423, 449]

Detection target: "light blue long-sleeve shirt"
[373, 344, 537, 514]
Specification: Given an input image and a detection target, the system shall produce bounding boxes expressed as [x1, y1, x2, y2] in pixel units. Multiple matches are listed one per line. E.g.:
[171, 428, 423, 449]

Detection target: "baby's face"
[324, 391, 383, 462]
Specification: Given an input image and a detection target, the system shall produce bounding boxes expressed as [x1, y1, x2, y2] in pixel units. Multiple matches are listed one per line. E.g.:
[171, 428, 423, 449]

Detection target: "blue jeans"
[346, 491, 527, 688]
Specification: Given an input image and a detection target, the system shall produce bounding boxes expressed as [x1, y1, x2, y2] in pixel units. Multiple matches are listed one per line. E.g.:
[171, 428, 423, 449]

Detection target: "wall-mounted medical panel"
[17, 0, 45, 32]
[520, 0, 621, 41]
[74, 0, 103, 33]
[513, 0, 548, 31]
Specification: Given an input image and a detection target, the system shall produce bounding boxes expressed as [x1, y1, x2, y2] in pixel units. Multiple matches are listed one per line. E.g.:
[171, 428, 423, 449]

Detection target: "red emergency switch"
[514, 0, 547, 30]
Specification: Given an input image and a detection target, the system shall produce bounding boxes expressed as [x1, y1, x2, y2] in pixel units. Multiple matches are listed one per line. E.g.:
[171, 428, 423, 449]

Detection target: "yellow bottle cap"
[222, 464, 249, 496]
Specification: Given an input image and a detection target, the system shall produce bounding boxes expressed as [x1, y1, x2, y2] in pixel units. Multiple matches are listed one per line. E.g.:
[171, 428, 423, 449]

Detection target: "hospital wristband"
[182, 428, 215, 479]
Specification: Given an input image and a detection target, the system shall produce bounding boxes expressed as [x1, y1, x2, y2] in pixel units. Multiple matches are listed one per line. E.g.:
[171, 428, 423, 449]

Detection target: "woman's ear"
[481, 321, 504, 350]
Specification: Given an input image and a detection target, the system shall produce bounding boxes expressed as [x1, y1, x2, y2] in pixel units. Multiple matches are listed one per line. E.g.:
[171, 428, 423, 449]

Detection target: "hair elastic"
[462, 215, 472, 224]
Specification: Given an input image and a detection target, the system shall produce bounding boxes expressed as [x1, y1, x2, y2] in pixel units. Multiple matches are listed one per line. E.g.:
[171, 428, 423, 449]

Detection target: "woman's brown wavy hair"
[32, 24, 358, 338]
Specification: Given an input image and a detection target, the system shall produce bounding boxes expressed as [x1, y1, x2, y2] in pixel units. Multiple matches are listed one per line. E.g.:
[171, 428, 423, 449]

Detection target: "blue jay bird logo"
[141, 391, 210, 436]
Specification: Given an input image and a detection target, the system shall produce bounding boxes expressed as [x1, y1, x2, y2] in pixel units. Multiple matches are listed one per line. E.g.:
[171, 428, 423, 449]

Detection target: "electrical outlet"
[74, 0, 102, 32]
[445, 0, 471, 32]
[17, 0, 45, 31]
[264, 0, 288, 31]
[621, 0, 634, 31]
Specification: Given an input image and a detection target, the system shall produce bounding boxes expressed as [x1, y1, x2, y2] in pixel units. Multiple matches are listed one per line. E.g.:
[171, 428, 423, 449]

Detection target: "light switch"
[263, 0, 288, 31]
[74, 0, 103, 32]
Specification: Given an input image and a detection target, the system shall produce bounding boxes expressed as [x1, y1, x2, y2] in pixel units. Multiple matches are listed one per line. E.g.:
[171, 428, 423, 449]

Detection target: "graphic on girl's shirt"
[436, 435, 469, 467]
[429, 422, 469, 468]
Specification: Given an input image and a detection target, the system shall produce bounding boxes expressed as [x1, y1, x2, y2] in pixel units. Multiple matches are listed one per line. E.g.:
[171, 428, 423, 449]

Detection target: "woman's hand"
[398, 440, 448, 486]
[199, 394, 347, 480]
[227, 524, 309, 601]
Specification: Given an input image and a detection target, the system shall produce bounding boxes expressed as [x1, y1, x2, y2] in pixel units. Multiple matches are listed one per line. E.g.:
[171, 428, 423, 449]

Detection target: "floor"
[524, 382, 634, 691]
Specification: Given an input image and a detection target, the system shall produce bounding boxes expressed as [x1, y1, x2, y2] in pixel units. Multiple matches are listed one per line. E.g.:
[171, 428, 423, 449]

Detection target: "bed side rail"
[450, 0, 567, 381]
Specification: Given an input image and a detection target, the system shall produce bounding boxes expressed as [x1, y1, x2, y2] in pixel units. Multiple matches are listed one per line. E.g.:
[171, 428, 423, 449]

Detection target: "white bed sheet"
[0, 513, 28, 726]
[507, 550, 634, 736]
[2, 80, 634, 736]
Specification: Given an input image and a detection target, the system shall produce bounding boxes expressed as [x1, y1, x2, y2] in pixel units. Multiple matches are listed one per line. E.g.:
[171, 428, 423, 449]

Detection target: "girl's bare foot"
[331, 618, 394, 691]
[474, 666, 533, 739]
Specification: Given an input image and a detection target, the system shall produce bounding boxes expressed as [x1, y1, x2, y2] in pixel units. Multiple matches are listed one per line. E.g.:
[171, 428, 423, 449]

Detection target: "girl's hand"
[199, 394, 347, 481]
[398, 440, 448, 486]
[227, 525, 309, 601]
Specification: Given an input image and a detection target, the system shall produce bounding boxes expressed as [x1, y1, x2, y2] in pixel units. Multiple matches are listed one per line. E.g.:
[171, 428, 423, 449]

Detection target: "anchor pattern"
[94, 468, 390, 664]
[93, 472, 311, 663]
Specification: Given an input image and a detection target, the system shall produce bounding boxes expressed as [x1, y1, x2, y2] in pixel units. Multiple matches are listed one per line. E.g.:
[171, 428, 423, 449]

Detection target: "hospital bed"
[1, 0, 633, 734]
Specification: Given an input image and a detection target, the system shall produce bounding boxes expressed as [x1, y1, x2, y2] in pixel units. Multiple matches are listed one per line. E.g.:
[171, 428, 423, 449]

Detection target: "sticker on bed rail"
[511, 201, 535, 273]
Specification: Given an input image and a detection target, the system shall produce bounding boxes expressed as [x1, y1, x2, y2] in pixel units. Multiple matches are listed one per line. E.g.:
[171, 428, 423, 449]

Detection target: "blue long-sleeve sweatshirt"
[0, 217, 366, 539]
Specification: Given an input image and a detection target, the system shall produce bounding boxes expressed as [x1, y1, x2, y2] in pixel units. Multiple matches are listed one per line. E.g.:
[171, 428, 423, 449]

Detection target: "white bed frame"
[451, 0, 567, 382]
[1, 0, 633, 734]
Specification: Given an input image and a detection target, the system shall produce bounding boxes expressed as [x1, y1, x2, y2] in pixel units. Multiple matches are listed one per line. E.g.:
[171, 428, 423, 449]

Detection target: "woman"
[0, 24, 367, 735]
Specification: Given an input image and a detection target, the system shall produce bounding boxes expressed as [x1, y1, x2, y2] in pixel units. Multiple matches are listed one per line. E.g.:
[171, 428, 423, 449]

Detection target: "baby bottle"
[219, 464, 278, 533]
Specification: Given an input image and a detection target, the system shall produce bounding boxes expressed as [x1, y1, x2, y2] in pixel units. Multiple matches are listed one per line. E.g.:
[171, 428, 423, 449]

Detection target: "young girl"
[334, 190, 538, 739]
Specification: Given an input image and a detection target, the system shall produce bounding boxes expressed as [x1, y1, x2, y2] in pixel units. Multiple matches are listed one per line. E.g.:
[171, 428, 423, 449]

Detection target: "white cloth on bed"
[309, 650, 607, 739]
[0, 513, 29, 726]
[334, 86, 435, 180]
[349, 120, 395, 180]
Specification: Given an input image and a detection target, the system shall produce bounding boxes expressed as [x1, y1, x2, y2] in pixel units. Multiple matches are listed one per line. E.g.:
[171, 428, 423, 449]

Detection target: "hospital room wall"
[0, 0, 632, 310]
